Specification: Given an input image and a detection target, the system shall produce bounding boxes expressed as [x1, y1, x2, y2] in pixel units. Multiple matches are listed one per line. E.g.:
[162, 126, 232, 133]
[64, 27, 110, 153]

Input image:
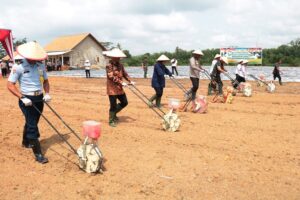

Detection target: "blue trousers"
[19, 94, 44, 140]
[154, 87, 164, 97]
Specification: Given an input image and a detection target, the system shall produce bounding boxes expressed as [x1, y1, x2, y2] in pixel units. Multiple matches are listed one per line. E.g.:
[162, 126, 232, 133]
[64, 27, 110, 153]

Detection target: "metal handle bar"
[129, 84, 166, 115]
[127, 85, 169, 124]
[248, 74, 268, 85]
[44, 102, 82, 142]
[169, 77, 189, 94]
[201, 69, 212, 81]
[32, 103, 78, 155]
[223, 72, 235, 82]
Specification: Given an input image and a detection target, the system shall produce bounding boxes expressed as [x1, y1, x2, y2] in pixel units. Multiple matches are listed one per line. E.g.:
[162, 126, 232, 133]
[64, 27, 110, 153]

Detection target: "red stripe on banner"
[0, 29, 14, 62]
[0, 29, 10, 40]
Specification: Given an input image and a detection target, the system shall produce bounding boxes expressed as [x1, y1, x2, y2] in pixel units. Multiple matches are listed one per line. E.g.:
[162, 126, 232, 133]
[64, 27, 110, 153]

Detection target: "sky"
[1, 0, 299, 55]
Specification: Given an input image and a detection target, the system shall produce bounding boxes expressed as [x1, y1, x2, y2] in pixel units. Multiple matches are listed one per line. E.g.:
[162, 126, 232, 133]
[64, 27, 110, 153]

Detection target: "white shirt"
[189, 57, 201, 78]
[171, 59, 177, 67]
[1, 62, 7, 69]
[84, 62, 91, 70]
[9, 62, 13, 69]
[236, 64, 246, 78]
[209, 60, 218, 74]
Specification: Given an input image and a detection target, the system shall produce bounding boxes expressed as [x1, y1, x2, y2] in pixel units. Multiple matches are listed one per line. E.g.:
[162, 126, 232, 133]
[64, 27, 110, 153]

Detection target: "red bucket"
[82, 120, 101, 139]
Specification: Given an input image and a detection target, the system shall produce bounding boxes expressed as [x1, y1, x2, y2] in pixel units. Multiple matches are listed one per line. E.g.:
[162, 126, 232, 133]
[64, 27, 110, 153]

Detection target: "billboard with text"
[220, 47, 262, 64]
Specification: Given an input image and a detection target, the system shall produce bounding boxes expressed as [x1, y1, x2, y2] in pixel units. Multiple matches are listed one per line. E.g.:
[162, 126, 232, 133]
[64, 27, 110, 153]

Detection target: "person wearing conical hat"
[208, 54, 221, 95]
[209, 54, 221, 74]
[210, 57, 228, 95]
[148, 54, 173, 108]
[104, 48, 134, 127]
[186, 50, 204, 100]
[7, 41, 51, 164]
[233, 59, 248, 88]
[84, 59, 91, 78]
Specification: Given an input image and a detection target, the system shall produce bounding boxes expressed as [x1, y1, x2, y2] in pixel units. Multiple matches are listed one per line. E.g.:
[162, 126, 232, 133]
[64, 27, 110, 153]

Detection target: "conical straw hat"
[156, 54, 170, 61]
[192, 50, 204, 56]
[221, 57, 228, 64]
[214, 54, 221, 59]
[17, 41, 47, 61]
[242, 60, 249, 64]
[103, 48, 126, 58]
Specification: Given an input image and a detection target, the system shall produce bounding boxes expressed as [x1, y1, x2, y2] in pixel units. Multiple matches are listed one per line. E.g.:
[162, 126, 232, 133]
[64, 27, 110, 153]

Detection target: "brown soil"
[0, 77, 299, 200]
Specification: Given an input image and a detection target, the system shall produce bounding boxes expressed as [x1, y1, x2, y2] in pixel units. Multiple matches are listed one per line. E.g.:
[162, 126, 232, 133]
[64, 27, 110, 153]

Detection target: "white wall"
[70, 36, 106, 68]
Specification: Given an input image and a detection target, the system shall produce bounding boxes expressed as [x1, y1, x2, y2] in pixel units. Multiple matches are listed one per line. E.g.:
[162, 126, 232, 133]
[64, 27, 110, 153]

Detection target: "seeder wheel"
[161, 111, 181, 132]
[77, 142, 104, 173]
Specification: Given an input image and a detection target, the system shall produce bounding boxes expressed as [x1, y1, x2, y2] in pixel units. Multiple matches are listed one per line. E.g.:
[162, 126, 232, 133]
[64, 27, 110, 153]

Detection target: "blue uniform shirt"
[8, 59, 48, 94]
[151, 62, 172, 88]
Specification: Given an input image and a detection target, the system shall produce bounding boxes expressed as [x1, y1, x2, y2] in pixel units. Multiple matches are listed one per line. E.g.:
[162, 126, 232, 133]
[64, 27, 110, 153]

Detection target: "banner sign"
[0, 29, 14, 62]
[220, 47, 262, 64]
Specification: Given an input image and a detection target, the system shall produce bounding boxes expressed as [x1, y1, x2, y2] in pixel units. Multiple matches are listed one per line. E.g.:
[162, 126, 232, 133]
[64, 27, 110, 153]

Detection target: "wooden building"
[44, 33, 106, 69]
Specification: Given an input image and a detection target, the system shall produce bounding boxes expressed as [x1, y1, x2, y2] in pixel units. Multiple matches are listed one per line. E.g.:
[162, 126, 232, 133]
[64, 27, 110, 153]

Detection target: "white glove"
[121, 82, 127, 86]
[21, 97, 32, 106]
[43, 93, 51, 102]
[129, 81, 135, 85]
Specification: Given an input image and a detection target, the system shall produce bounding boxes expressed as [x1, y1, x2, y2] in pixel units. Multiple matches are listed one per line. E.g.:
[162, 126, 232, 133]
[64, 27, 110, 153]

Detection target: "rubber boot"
[156, 97, 162, 108]
[114, 104, 123, 122]
[22, 126, 33, 148]
[207, 83, 213, 96]
[29, 139, 48, 164]
[109, 111, 117, 127]
[148, 94, 156, 107]
[191, 91, 197, 100]
[233, 80, 239, 89]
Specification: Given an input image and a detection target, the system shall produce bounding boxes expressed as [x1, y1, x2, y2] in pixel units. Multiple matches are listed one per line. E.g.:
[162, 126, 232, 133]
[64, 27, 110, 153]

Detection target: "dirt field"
[0, 77, 299, 200]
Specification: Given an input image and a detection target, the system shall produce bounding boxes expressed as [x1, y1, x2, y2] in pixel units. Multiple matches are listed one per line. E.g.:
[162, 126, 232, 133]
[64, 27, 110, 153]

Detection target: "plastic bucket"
[192, 95, 208, 113]
[82, 120, 101, 139]
[168, 98, 181, 110]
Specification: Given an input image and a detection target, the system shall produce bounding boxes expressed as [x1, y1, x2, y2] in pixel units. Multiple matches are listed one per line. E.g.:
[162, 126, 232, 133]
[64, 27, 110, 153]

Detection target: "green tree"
[14, 38, 27, 50]
[0, 37, 27, 59]
[116, 43, 122, 50]
[100, 41, 113, 50]
[123, 50, 131, 58]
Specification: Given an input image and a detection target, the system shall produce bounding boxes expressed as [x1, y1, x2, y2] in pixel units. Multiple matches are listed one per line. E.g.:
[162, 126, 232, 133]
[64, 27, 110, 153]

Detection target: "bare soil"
[0, 77, 299, 200]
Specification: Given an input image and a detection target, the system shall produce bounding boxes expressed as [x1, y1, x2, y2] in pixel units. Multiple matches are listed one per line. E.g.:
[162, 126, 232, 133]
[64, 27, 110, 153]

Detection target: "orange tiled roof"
[44, 33, 105, 52]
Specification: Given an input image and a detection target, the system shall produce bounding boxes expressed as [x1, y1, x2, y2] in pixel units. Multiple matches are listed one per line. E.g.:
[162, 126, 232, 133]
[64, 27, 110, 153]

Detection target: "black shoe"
[22, 140, 34, 148]
[35, 154, 48, 164]
[29, 139, 48, 164]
